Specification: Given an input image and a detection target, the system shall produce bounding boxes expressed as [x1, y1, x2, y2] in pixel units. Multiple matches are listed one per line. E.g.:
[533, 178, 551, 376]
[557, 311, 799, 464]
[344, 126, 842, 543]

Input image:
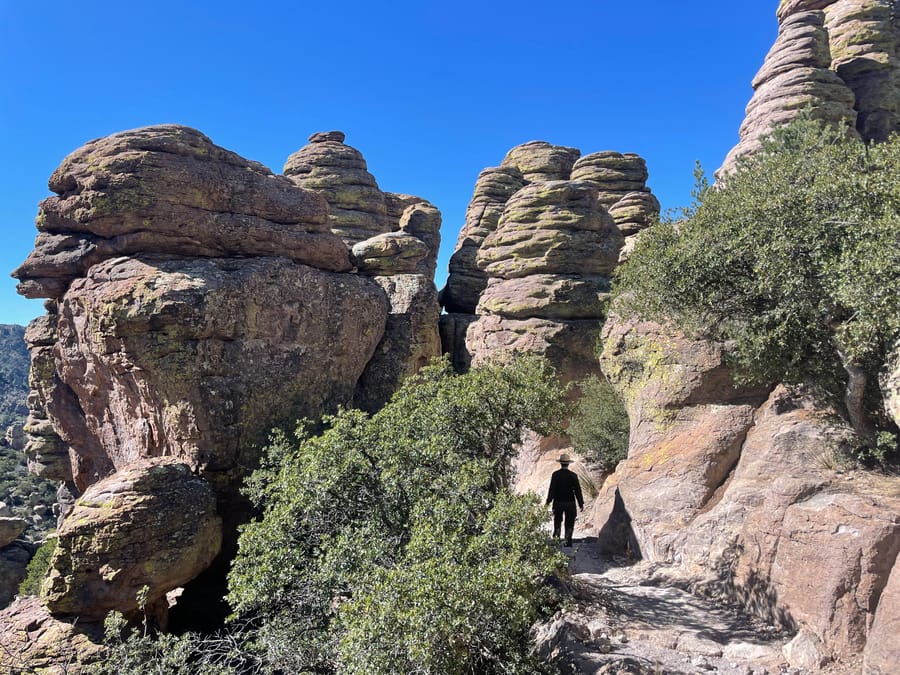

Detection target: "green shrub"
[614, 117, 900, 461]
[18, 538, 55, 596]
[568, 375, 630, 472]
[227, 356, 568, 674]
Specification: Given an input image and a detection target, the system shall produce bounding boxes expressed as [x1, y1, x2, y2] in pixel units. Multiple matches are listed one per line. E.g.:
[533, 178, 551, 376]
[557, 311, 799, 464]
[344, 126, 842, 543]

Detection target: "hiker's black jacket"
[545, 467, 584, 508]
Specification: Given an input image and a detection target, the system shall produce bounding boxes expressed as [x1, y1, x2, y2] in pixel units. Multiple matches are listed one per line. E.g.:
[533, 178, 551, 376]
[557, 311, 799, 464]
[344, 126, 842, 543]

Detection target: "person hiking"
[546, 452, 584, 547]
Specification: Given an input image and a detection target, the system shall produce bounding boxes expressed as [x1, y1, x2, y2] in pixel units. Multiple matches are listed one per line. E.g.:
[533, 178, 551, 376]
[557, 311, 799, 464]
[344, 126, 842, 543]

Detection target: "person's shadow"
[597, 487, 641, 561]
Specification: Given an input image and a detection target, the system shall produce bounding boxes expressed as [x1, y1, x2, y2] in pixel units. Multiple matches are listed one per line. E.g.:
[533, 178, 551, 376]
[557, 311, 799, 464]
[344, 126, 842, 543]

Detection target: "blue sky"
[0, 1, 777, 326]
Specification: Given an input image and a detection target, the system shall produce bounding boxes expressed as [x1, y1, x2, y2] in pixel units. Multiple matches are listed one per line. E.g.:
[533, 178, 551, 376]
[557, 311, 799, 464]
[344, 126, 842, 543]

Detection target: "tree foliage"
[567, 375, 630, 472]
[227, 356, 568, 674]
[615, 118, 900, 452]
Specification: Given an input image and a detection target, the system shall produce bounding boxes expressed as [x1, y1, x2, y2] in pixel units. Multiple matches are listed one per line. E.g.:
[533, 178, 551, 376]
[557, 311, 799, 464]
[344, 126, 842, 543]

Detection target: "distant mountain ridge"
[0, 324, 28, 429]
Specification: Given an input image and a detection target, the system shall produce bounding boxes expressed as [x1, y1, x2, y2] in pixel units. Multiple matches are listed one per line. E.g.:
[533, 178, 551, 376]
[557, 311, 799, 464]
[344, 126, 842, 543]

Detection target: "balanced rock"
[570, 151, 650, 206]
[43, 459, 222, 619]
[395, 198, 442, 279]
[352, 232, 429, 275]
[13, 125, 350, 299]
[0, 518, 26, 548]
[284, 131, 389, 245]
[607, 191, 661, 236]
[500, 141, 580, 182]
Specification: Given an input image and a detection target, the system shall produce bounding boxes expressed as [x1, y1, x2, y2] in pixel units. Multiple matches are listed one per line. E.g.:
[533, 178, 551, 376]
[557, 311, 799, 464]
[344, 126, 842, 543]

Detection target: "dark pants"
[552, 501, 577, 545]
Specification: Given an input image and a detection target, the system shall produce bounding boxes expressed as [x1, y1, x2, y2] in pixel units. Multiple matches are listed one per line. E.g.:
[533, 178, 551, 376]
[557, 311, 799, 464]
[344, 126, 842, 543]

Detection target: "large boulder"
[29, 255, 387, 497]
[13, 125, 350, 300]
[43, 459, 222, 620]
[500, 141, 580, 182]
[0, 517, 26, 548]
[0, 596, 104, 672]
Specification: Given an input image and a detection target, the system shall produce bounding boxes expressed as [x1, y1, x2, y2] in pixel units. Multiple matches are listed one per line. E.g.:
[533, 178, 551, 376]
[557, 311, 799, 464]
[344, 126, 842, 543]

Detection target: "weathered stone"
[0, 540, 37, 609]
[0, 518, 27, 548]
[13, 125, 350, 299]
[720, 0, 899, 175]
[595, 315, 770, 560]
[570, 152, 649, 206]
[476, 275, 610, 321]
[396, 198, 442, 278]
[354, 274, 441, 413]
[0, 596, 104, 672]
[39, 255, 387, 494]
[442, 167, 526, 314]
[783, 629, 829, 671]
[284, 131, 389, 245]
[466, 314, 603, 387]
[501, 141, 580, 182]
[865, 554, 900, 674]
[477, 181, 623, 279]
[825, 0, 900, 142]
[608, 191, 660, 235]
[351, 232, 429, 275]
[43, 459, 222, 619]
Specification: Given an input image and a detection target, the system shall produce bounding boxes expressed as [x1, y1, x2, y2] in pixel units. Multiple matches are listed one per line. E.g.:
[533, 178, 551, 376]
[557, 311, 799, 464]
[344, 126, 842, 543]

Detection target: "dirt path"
[536, 537, 811, 675]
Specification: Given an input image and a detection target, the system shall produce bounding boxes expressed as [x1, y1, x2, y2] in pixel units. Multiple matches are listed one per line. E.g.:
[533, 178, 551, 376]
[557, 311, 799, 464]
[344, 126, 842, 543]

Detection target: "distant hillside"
[0, 325, 29, 429]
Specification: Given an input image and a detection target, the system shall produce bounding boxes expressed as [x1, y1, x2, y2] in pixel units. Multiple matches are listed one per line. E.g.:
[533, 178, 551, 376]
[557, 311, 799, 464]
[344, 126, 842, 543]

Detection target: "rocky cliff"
[594, 313, 900, 672]
[7, 125, 441, 634]
[720, 0, 899, 174]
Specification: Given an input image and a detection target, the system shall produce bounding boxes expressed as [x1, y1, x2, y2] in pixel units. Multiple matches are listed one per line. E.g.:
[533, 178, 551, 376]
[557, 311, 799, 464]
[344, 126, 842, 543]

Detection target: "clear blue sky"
[0, 1, 777, 326]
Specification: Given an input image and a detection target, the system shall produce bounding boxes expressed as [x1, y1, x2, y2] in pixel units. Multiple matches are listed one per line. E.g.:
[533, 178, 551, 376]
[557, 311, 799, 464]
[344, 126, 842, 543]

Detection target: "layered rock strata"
[8, 125, 441, 652]
[440, 141, 658, 376]
[721, 0, 900, 174]
[595, 313, 900, 665]
[285, 132, 443, 412]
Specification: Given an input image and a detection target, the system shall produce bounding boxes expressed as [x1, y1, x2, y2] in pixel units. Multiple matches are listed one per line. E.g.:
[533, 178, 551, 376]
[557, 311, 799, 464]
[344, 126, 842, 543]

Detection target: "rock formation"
[594, 312, 900, 666]
[285, 132, 442, 413]
[721, 0, 900, 174]
[44, 459, 221, 621]
[7, 124, 441, 660]
[440, 141, 658, 378]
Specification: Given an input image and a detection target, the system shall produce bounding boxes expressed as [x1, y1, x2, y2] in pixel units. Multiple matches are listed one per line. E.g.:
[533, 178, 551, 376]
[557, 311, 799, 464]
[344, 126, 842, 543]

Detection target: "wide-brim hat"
[558, 452, 572, 464]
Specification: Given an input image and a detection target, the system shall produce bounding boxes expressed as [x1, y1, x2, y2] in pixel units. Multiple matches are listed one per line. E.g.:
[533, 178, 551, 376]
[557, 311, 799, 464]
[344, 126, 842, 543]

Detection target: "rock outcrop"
[0, 540, 37, 608]
[595, 312, 900, 665]
[440, 141, 657, 379]
[43, 459, 221, 621]
[8, 124, 442, 660]
[285, 132, 443, 413]
[721, 0, 900, 174]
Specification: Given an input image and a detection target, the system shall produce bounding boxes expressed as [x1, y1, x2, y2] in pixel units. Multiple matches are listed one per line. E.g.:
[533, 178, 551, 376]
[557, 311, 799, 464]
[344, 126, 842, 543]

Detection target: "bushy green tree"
[567, 375, 630, 472]
[615, 118, 900, 457]
[227, 356, 568, 674]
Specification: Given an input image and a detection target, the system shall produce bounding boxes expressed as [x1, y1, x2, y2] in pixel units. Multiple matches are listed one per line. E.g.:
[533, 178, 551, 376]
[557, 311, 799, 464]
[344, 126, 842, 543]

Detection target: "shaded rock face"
[865, 554, 900, 673]
[0, 540, 37, 609]
[721, 0, 900, 174]
[596, 313, 900, 663]
[44, 459, 222, 621]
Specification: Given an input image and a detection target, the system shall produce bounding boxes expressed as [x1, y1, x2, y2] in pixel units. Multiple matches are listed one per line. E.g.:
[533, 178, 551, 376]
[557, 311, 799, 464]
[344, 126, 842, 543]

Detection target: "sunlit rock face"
[595, 311, 900, 665]
[720, 0, 899, 174]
